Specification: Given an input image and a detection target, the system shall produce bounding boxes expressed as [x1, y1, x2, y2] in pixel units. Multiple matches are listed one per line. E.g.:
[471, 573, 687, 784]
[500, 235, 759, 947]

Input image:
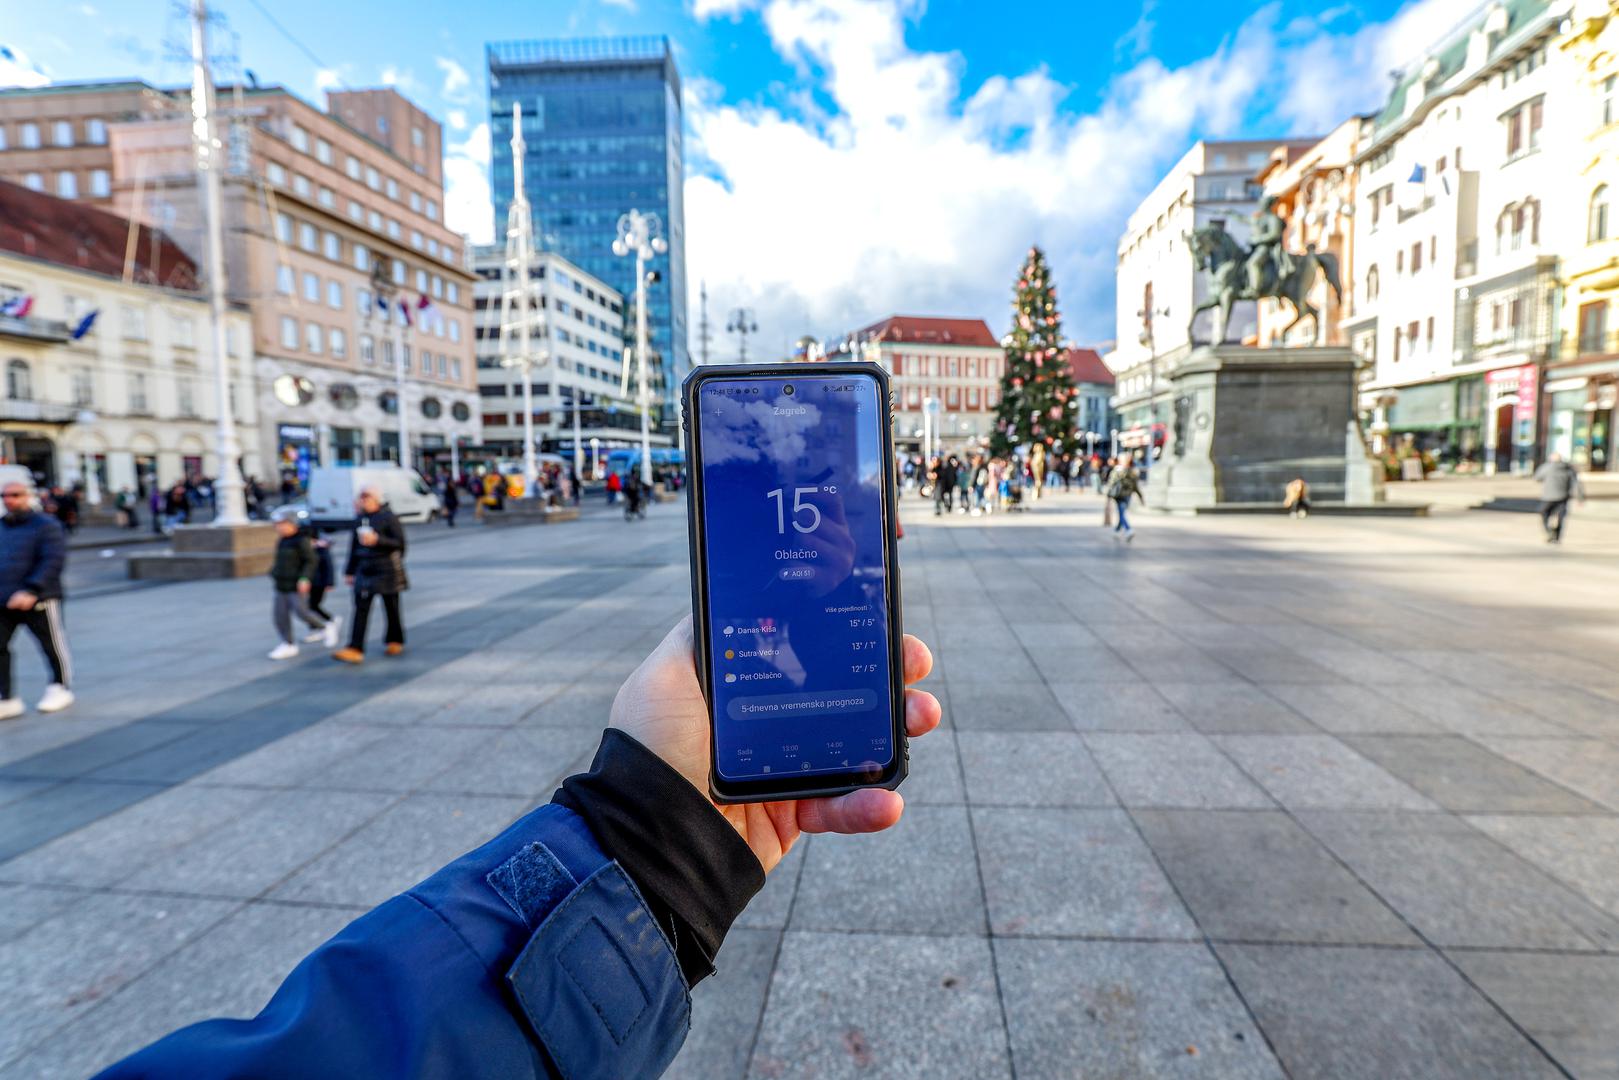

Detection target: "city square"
[2, 492, 1617, 1078]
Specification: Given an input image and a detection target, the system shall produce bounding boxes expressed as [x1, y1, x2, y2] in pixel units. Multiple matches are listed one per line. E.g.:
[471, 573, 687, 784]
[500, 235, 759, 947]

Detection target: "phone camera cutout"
[783, 384, 795, 396]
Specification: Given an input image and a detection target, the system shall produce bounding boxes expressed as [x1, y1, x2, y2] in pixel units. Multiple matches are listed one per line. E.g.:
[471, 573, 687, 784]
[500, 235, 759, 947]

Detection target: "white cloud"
[685, 0, 1453, 354]
[312, 67, 343, 100]
[692, 0, 760, 19]
[0, 43, 50, 89]
[602, 0, 638, 10]
[446, 108, 468, 131]
[445, 122, 494, 246]
[380, 65, 419, 93]
[436, 56, 472, 103]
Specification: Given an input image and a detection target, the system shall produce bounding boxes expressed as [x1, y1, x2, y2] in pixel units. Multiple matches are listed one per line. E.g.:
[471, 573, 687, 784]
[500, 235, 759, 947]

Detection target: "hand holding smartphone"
[683, 363, 908, 803]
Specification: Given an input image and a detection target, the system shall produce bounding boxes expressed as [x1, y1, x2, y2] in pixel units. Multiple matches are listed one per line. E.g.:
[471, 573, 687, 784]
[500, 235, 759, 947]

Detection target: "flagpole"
[397, 306, 410, 468]
[190, 0, 248, 526]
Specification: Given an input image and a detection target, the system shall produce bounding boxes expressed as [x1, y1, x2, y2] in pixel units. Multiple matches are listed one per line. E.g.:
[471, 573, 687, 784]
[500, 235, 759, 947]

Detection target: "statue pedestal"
[127, 523, 279, 580]
[1151, 345, 1386, 512]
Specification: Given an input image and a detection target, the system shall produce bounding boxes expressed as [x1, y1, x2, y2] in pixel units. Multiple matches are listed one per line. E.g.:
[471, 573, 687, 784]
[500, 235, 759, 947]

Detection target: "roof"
[0, 180, 199, 291]
[1062, 347, 1114, 386]
[857, 315, 999, 349]
[0, 78, 160, 100]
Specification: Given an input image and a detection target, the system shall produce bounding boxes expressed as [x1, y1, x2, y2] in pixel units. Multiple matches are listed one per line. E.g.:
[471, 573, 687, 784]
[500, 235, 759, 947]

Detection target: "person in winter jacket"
[1533, 452, 1587, 544]
[0, 480, 72, 718]
[1106, 458, 1144, 540]
[266, 508, 339, 661]
[94, 619, 943, 1080]
[332, 487, 408, 663]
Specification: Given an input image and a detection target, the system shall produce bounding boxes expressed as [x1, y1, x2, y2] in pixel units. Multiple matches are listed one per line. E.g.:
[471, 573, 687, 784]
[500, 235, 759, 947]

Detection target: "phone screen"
[694, 373, 895, 784]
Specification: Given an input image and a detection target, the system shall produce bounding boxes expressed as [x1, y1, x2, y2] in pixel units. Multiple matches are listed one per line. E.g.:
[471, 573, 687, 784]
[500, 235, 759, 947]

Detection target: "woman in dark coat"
[332, 486, 408, 664]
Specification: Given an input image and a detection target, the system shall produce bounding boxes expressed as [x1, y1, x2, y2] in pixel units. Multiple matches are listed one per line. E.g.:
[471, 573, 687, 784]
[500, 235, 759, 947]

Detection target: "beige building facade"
[0, 80, 173, 208]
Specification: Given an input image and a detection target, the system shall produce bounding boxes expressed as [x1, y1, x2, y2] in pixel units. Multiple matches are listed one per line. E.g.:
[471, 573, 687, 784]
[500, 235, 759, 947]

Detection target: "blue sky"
[2, 0, 1454, 355]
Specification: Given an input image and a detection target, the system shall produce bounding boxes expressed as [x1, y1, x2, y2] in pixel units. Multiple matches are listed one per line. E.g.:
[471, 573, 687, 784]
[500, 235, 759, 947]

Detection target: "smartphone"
[683, 362, 907, 804]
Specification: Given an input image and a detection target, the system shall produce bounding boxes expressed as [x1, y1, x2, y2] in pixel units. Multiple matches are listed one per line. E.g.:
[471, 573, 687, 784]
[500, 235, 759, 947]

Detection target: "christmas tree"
[991, 246, 1078, 457]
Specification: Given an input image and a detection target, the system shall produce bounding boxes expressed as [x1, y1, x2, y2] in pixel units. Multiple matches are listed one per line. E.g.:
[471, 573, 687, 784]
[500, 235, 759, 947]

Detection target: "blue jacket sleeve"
[22, 516, 65, 598]
[93, 802, 691, 1080]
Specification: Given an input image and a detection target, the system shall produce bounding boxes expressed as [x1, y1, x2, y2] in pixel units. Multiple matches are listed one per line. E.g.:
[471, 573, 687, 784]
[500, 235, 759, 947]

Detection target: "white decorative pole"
[498, 102, 545, 498]
[190, 0, 247, 525]
[613, 209, 665, 489]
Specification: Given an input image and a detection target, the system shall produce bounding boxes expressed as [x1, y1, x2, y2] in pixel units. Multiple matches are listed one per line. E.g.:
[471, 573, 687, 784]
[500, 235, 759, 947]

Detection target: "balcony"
[0, 399, 82, 424]
[1558, 329, 1619, 362]
[0, 314, 70, 345]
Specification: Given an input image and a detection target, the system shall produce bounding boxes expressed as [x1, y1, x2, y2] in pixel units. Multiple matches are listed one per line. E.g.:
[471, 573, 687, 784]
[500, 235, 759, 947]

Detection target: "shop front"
[276, 423, 317, 489]
[1484, 365, 1538, 475]
[1383, 377, 1485, 470]
[1546, 376, 1616, 472]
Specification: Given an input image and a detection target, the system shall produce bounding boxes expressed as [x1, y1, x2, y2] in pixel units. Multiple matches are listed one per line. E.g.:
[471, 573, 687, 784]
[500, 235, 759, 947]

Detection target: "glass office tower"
[487, 37, 688, 420]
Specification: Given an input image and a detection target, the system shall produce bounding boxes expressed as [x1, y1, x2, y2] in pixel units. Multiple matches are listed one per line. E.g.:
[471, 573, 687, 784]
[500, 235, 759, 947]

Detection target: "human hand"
[344, 575, 355, 586]
[6, 591, 36, 611]
[610, 617, 941, 875]
[296, 580, 311, 595]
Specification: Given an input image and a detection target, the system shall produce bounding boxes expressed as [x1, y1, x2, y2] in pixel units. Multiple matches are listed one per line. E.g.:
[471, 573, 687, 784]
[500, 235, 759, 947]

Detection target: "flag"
[398, 298, 413, 328]
[0, 294, 33, 318]
[375, 292, 389, 316]
[416, 293, 441, 330]
[1397, 163, 1426, 212]
[70, 310, 99, 340]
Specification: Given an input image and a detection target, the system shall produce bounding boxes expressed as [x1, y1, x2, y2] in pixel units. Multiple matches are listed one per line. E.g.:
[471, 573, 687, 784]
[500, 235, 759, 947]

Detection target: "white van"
[306, 466, 442, 526]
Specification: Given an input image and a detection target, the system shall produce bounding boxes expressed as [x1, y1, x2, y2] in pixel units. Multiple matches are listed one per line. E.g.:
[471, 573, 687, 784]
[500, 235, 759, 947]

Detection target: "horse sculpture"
[1186, 223, 1342, 346]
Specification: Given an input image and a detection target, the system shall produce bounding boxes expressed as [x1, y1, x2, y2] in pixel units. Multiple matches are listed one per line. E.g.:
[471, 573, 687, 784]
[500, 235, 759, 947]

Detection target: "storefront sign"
[1486, 365, 1537, 423]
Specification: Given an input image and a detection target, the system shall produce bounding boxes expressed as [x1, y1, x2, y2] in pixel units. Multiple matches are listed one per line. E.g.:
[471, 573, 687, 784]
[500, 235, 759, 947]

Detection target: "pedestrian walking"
[606, 470, 622, 505]
[332, 486, 408, 664]
[1101, 456, 1118, 526]
[115, 487, 138, 530]
[0, 480, 72, 719]
[441, 477, 459, 528]
[164, 483, 189, 532]
[266, 508, 339, 661]
[1533, 452, 1587, 544]
[955, 457, 972, 514]
[1107, 459, 1143, 540]
[306, 526, 336, 623]
[934, 455, 957, 516]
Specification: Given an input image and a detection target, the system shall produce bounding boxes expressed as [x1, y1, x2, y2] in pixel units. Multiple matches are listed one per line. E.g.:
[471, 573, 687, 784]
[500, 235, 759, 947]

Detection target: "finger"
[905, 688, 941, 737]
[796, 788, 904, 835]
[901, 634, 933, 685]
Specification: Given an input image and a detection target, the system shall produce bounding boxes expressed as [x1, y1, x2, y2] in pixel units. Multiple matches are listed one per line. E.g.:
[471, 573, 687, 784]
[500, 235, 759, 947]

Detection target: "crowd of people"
[901, 448, 1150, 539]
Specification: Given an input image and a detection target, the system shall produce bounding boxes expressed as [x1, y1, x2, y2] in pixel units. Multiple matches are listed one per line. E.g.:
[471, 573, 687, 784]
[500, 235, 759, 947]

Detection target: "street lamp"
[726, 307, 759, 364]
[1137, 300, 1171, 475]
[498, 101, 546, 499]
[613, 209, 665, 489]
[369, 261, 409, 468]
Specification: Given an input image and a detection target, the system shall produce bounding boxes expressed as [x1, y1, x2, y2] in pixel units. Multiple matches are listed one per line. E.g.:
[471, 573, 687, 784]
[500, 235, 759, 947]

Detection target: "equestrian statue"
[1186, 196, 1342, 346]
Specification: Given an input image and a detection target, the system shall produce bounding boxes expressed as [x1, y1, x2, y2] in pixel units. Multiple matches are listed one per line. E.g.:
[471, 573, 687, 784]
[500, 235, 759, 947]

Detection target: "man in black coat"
[0, 480, 73, 718]
[332, 486, 408, 664]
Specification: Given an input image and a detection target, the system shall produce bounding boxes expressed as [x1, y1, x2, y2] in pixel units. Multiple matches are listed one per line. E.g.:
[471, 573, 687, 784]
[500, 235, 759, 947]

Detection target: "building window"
[366, 166, 380, 191]
[86, 118, 107, 145]
[361, 334, 376, 365]
[448, 319, 460, 343]
[1426, 316, 1435, 347]
[410, 229, 423, 250]
[266, 161, 286, 185]
[411, 126, 424, 148]
[293, 174, 311, 197]
[281, 316, 299, 349]
[354, 243, 370, 272]
[277, 264, 294, 295]
[288, 125, 309, 152]
[1410, 242, 1422, 273]
[356, 288, 371, 316]
[348, 200, 363, 222]
[306, 322, 323, 354]
[1605, 76, 1618, 127]
[1579, 301, 1609, 355]
[426, 200, 439, 222]
[90, 169, 111, 197]
[386, 177, 399, 200]
[6, 359, 31, 400]
[128, 371, 147, 412]
[427, 238, 438, 258]
[276, 213, 293, 243]
[447, 282, 459, 305]
[302, 272, 320, 302]
[415, 269, 428, 292]
[71, 367, 93, 406]
[1504, 97, 1544, 159]
[1591, 185, 1610, 243]
[19, 122, 39, 149]
[177, 376, 196, 417]
[392, 258, 406, 285]
[55, 171, 77, 198]
[315, 137, 332, 165]
[409, 191, 421, 212]
[172, 313, 194, 348]
[1406, 321, 1419, 355]
[323, 232, 341, 261]
[299, 223, 317, 252]
[421, 349, 432, 374]
[451, 357, 461, 379]
[387, 219, 401, 240]
[21, 172, 42, 192]
[319, 187, 335, 208]
[123, 306, 147, 340]
[0, 126, 6, 151]
[52, 120, 72, 147]
[1395, 249, 1404, 273]
[1365, 265, 1380, 301]
[327, 281, 343, 309]
[330, 327, 347, 358]
[346, 155, 361, 180]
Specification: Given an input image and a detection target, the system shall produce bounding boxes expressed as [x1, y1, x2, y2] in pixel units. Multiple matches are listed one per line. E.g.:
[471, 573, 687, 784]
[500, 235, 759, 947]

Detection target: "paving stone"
[1259, 683, 1443, 734]
[1344, 735, 1605, 813]
[192, 722, 388, 787]
[997, 938, 1285, 1079]
[1051, 682, 1189, 732]
[4, 900, 356, 1080]
[1299, 811, 1619, 951]
[123, 789, 396, 899]
[1026, 645, 1145, 683]
[790, 805, 984, 934]
[1084, 733, 1273, 809]
[301, 726, 489, 792]
[1215, 735, 1439, 811]
[1154, 683, 1317, 734]
[1474, 737, 1619, 811]
[270, 793, 529, 907]
[749, 931, 1009, 1080]
[664, 929, 780, 1080]
[0, 890, 239, 1067]
[956, 731, 1114, 806]
[1446, 951, 1619, 1080]
[1464, 814, 1619, 919]
[1392, 686, 1571, 738]
[735, 838, 805, 931]
[945, 680, 1070, 731]
[0, 783, 268, 889]
[1483, 686, 1619, 740]
[904, 727, 965, 805]
[1199, 646, 1346, 685]
[974, 807, 1196, 939]
[421, 727, 600, 798]
[1133, 810, 1416, 945]
[518, 680, 621, 729]
[1216, 943, 1561, 1080]
[0, 780, 166, 864]
[0, 884, 77, 945]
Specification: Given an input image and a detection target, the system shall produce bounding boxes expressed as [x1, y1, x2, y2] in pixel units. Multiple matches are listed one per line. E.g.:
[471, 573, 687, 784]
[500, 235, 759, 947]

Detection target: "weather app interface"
[698, 375, 895, 782]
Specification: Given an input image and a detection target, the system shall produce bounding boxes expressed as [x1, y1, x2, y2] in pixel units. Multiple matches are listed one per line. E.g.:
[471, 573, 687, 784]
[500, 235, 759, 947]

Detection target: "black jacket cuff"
[552, 729, 764, 986]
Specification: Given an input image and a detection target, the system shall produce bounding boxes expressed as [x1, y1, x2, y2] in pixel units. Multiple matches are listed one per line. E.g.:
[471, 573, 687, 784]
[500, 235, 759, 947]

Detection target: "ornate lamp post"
[613, 210, 665, 489]
[369, 261, 409, 467]
[726, 307, 759, 364]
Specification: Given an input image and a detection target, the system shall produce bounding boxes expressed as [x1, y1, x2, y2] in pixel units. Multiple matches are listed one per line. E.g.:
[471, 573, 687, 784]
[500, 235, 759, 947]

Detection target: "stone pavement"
[2, 490, 1619, 1078]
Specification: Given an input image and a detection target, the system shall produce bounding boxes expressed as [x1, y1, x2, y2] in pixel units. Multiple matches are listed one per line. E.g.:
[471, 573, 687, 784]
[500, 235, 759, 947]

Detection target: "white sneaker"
[323, 616, 343, 649]
[36, 684, 74, 713]
[0, 698, 23, 721]
[268, 642, 299, 661]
